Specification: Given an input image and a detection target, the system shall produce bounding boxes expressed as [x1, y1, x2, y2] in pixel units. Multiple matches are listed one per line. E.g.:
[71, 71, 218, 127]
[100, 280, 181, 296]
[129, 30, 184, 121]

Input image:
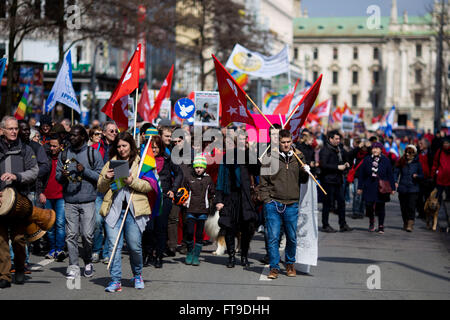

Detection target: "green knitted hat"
[193, 154, 207, 169]
[145, 127, 158, 139]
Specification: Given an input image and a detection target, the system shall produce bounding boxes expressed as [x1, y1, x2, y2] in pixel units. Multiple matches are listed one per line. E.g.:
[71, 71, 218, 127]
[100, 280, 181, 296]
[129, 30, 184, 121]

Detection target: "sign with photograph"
[342, 114, 355, 132]
[194, 91, 220, 127]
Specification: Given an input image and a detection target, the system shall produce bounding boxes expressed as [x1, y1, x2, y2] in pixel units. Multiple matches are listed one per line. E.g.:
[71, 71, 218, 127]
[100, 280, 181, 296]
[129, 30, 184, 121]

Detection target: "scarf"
[327, 141, 343, 163]
[371, 154, 381, 178]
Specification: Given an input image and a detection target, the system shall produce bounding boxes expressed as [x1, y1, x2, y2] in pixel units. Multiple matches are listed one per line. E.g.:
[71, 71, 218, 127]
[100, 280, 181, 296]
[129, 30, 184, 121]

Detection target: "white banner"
[225, 44, 290, 79]
[295, 177, 319, 270]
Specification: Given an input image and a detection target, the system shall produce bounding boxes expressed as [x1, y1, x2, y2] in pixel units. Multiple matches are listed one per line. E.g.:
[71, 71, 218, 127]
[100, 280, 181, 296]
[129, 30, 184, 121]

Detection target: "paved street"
[0, 197, 449, 300]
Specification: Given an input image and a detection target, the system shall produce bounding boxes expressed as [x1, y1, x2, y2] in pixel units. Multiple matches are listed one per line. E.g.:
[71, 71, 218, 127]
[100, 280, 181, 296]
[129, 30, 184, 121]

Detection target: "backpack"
[61, 146, 95, 169]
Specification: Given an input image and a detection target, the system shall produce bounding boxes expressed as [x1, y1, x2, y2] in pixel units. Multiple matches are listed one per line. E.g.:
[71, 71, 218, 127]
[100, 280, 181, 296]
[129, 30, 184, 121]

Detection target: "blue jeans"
[352, 178, 364, 216]
[105, 209, 143, 283]
[45, 198, 65, 251]
[93, 194, 110, 258]
[264, 201, 299, 270]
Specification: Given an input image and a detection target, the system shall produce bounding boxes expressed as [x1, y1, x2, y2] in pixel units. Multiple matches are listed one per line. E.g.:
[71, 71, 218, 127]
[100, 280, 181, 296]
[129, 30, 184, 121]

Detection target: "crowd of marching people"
[0, 113, 449, 291]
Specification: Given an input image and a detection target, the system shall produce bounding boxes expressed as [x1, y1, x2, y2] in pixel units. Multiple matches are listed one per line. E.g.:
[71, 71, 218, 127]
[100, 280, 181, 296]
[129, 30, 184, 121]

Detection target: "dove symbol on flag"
[179, 103, 194, 118]
[122, 66, 132, 84]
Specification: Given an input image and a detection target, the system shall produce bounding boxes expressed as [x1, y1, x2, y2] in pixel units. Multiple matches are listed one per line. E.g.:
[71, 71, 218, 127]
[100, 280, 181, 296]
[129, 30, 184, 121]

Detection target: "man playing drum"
[0, 116, 39, 289]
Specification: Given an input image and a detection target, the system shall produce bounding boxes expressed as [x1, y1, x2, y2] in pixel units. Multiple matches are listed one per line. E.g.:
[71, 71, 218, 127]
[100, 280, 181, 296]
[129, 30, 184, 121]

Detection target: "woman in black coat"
[357, 142, 396, 234]
[142, 135, 183, 268]
[215, 134, 259, 269]
[394, 145, 424, 232]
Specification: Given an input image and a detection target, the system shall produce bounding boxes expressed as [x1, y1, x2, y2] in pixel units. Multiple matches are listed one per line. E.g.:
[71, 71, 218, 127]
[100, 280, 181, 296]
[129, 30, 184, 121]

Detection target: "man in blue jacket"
[56, 125, 103, 280]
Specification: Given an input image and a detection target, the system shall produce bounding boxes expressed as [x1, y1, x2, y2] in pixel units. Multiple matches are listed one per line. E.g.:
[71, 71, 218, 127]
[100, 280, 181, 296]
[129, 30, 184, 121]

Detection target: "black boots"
[241, 256, 250, 268]
[154, 254, 163, 268]
[227, 251, 236, 268]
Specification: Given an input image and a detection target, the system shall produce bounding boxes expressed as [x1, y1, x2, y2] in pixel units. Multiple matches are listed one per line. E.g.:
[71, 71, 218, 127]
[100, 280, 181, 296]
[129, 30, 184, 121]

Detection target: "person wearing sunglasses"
[91, 121, 119, 264]
[88, 125, 103, 146]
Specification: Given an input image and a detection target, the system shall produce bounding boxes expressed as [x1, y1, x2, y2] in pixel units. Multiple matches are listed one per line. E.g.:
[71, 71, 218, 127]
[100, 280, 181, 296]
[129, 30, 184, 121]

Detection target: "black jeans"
[142, 197, 173, 256]
[186, 218, 205, 244]
[365, 202, 386, 226]
[399, 193, 419, 223]
[322, 182, 346, 228]
[225, 219, 257, 257]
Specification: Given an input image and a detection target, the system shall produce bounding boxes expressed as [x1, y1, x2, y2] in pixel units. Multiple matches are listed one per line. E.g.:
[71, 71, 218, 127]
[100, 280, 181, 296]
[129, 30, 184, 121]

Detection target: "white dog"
[205, 210, 240, 255]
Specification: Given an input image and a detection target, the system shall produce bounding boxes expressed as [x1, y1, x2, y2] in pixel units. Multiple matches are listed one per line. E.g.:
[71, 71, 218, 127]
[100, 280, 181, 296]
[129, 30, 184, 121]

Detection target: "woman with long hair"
[142, 135, 183, 268]
[97, 131, 152, 292]
[394, 145, 424, 232]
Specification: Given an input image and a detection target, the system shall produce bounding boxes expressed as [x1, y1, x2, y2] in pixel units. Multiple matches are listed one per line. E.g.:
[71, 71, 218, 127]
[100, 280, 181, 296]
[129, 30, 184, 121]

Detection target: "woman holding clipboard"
[97, 132, 152, 293]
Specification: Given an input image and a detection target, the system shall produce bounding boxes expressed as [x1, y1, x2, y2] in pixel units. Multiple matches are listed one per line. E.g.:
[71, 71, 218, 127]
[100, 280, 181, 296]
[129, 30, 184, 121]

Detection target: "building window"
[0, 43, 5, 58]
[353, 47, 358, 60]
[45, 0, 63, 20]
[415, 69, 422, 84]
[332, 71, 338, 84]
[332, 94, 338, 107]
[416, 44, 422, 57]
[352, 71, 358, 85]
[313, 71, 318, 82]
[373, 47, 379, 60]
[76, 46, 83, 65]
[373, 92, 379, 108]
[0, 1, 6, 18]
[34, 0, 42, 19]
[373, 70, 379, 84]
[333, 47, 338, 60]
[313, 48, 318, 60]
[414, 93, 422, 107]
[294, 47, 298, 60]
[352, 94, 358, 107]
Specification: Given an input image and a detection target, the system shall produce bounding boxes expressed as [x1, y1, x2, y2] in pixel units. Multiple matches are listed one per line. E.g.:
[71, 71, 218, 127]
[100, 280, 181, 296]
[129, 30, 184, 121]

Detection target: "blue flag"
[0, 58, 7, 104]
[45, 51, 80, 114]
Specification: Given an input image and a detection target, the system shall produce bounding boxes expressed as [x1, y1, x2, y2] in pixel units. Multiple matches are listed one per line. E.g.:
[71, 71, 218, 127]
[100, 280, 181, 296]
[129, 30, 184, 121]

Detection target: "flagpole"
[71, 109, 74, 126]
[246, 94, 274, 129]
[134, 87, 139, 140]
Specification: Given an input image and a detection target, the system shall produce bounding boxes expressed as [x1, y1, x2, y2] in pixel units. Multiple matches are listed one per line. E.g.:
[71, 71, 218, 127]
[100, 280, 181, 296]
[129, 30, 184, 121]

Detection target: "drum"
[0, 187, 55, 231]
[25, 222, 47, 243]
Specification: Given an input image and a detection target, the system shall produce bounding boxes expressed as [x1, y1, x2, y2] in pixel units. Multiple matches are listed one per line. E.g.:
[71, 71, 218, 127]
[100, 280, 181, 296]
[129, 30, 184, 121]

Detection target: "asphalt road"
[1, 197, 449, 300]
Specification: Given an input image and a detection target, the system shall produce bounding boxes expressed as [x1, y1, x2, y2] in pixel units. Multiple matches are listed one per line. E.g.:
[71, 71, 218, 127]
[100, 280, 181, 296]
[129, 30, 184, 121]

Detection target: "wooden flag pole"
[107, 191, 135, 271]
[71, 109, 74, 126]
[133, 87, 139, 139]
[292, 151, 327, 196]
[245, 94, 274, 129]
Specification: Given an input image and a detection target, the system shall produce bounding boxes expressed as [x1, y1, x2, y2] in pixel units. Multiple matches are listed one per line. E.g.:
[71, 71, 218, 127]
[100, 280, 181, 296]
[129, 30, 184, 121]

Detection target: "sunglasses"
[94, 132, 102, 136]
[108, 130, 119, 134]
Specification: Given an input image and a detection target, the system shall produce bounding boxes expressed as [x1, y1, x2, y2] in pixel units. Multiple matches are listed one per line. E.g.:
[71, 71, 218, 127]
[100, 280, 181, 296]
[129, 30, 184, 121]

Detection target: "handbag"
[347, 160, 364, 183]
[378, 179, 392, 194]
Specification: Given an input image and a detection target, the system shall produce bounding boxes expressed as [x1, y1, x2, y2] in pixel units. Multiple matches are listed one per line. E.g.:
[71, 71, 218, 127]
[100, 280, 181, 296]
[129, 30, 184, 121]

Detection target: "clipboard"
[110, 160, 129, 180]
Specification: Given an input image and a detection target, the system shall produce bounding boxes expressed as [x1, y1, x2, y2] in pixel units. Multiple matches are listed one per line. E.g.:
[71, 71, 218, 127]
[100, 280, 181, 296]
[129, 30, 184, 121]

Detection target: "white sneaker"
[84, 263, 94, 278]
[66, 265, 80, 280]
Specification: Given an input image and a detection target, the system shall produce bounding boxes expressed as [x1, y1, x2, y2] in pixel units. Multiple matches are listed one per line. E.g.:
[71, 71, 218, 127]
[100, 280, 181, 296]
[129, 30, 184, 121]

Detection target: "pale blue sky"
[301, 0, 436, 17]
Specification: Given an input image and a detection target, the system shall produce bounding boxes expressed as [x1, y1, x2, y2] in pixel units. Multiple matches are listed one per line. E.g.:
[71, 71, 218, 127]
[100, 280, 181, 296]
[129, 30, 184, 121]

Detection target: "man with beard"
[55, 125, 103, 280]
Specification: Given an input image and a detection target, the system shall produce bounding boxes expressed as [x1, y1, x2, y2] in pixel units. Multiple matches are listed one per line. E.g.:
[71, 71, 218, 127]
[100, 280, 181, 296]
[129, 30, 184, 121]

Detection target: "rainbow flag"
[263, 91, 284, 108]
[138, 139, 162, 217]
[14, 85, 29, 120]
[230, 69, 249, 89]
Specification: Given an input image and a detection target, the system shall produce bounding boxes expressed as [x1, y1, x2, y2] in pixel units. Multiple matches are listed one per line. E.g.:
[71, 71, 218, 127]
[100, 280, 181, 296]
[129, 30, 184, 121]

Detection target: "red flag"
[212, 54, 256, 128]
[137, 82, 151, 121]
[102, 44, 141, 120]
[312, 99, 331, 118]
[273, 79, 300, 115]
[112, 95, 129, 132]
[148, 65, 174, 121]
[285, 74, 322, 141]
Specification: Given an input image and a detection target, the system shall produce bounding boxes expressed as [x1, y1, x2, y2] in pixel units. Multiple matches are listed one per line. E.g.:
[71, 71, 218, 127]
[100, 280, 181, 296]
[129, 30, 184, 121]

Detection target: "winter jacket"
[296, 142, 314, 164]
[91, 138, 113, 164]
[418, 150, 432, 179]
[394, 156, 424, 194]
[55, 143, 103, 204]
[183, 168, 215, 214]
[155, 151, 183, 197]
[259, 148, 309, 205]
[0, 137, 38, 195]
[27, 140, 51, 195]
[319, 141, 348, 185]
[357, 154, 396, 203]
[431, 148, 450, 186]
[97, 156, 152, 217]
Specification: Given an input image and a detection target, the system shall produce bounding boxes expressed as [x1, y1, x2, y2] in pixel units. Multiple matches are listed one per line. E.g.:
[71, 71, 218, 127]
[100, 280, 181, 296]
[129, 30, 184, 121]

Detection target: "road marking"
[259, 264, 272, 281]
[257, 296, 271, 300]
[31, 259, 54, 271]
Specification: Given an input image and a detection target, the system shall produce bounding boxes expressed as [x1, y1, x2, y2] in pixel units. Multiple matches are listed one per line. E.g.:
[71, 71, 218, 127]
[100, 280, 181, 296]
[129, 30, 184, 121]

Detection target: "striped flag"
[138, 138, 162, 216]
[14, 85, 29, 120]
[230, 69, 249, 89]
